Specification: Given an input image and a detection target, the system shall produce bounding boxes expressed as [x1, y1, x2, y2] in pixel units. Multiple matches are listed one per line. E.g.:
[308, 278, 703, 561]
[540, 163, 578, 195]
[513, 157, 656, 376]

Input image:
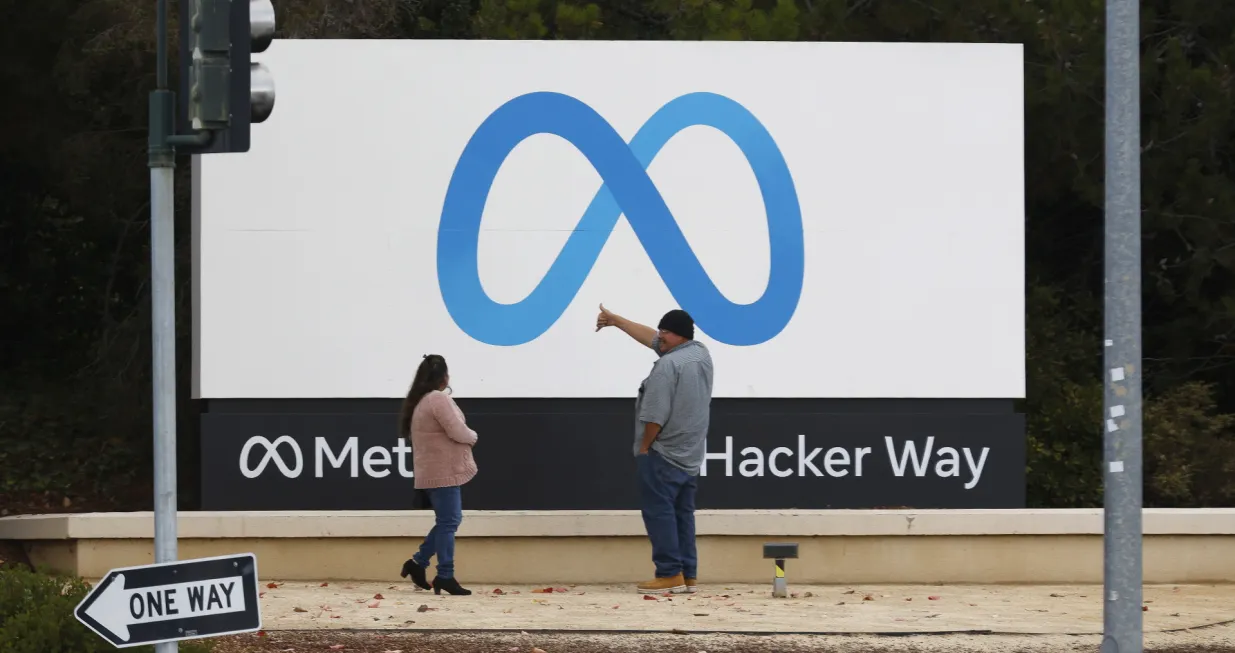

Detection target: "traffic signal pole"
[149, 1, 187, 650]
[149, 0, 177, 646]
[148, 3, 274, 651]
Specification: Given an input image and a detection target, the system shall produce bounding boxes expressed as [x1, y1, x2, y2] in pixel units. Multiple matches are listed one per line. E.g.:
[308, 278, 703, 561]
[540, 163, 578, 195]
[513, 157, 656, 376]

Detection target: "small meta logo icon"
[437, 91, 804, 347]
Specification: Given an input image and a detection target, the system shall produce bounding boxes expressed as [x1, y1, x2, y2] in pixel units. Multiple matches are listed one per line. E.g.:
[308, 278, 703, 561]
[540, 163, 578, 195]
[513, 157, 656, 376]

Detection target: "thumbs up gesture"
[596, 304, 617, 332]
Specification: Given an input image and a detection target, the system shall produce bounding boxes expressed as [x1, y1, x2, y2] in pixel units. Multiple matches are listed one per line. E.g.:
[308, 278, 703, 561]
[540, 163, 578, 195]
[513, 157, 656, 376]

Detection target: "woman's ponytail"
[398, 354, 449, 438]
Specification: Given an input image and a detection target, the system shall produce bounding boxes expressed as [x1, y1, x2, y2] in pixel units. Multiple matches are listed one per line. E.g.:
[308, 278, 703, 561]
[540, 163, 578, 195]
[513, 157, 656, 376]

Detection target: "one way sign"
[75, 553, 262, 648]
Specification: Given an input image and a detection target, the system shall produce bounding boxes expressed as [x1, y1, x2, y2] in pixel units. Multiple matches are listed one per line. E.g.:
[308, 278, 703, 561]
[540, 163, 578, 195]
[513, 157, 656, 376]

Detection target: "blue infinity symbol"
[437, 91, 805, 346]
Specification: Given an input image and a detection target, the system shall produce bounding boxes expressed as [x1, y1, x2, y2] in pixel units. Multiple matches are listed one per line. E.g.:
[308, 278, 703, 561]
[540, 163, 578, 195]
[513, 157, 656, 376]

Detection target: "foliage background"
[2, 0, 1235, 512]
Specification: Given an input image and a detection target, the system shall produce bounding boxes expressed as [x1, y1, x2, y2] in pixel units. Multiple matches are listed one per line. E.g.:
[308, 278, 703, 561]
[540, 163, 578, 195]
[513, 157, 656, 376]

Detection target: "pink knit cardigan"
[409, 390, 478, 489]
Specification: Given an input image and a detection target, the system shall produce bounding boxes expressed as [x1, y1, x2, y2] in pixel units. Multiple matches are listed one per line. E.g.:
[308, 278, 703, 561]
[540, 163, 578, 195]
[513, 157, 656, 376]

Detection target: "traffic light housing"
[178, 0, 276, 154]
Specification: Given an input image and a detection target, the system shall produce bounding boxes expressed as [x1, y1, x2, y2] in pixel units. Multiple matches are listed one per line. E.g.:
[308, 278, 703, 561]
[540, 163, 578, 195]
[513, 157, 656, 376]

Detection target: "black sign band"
[201, 398, 1025, 511]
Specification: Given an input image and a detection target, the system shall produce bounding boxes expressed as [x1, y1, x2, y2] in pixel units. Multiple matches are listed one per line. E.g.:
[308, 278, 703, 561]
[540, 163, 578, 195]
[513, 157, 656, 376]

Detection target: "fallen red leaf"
[266, 582, 280, 589]
[928, 596, 941, 601]
[863, 595, 874, 601]
[331, 614, 341, 619]
[1143, 605, 1149, 612]
[368, 599, 381, 608]
[532, 588, 552, 594]
[643, 595, 658, 601]
[612, 605, 620, 609]
[373, 593, 385, 600]
[493, 588, 506, 595]
[259, 592, 266, 598]
[256, 631, 266, 637]
[320, 582, 329, 587]
[553, 587, 568, 593]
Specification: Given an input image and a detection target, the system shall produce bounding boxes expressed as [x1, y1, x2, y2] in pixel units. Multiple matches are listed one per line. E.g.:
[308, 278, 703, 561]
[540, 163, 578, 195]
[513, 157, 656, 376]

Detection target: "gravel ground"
[254, 582, 1234, 635]
[210, 624, 1235, 653]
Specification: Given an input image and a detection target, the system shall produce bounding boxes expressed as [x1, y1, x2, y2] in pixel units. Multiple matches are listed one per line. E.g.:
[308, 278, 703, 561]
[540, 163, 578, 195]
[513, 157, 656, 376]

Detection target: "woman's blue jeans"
[411, 486, 463, 579]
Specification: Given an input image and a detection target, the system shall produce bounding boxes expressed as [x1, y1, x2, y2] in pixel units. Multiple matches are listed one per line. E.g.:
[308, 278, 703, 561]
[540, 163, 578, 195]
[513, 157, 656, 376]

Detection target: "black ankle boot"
[400, 559, 431, 591]
[432, 576, 471, 596]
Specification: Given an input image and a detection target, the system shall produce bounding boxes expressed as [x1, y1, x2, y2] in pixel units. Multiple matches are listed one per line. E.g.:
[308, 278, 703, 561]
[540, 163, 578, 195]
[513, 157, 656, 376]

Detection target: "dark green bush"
[0, 567, 213, 653]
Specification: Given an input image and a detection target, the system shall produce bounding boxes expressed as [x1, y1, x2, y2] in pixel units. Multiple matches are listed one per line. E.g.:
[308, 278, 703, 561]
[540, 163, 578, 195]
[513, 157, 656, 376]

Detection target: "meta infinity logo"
[437, 92, 805, 346]
[239, 435, 303, 479]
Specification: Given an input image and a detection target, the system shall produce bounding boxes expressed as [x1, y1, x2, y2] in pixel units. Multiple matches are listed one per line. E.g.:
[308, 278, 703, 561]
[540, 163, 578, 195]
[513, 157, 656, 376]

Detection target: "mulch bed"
[0, 539, 32, 570]
[0, 481, 153, 518]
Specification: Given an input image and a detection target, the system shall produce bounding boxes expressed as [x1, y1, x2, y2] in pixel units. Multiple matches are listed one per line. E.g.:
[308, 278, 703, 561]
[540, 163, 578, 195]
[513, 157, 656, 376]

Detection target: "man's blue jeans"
[637, 450, 698, 579]
[411, 486, 463, 579]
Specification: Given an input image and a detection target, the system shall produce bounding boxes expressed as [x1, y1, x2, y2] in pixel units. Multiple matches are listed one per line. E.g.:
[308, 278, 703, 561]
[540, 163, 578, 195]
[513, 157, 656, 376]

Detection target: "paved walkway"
[255, 581, 1235, 635]
[216, 628, 1235, 653]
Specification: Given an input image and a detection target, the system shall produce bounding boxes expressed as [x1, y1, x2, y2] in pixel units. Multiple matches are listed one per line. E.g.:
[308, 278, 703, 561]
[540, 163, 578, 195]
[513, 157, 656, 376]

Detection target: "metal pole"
[1102, 0, 1143, 651]
[151, 1, 178, 651]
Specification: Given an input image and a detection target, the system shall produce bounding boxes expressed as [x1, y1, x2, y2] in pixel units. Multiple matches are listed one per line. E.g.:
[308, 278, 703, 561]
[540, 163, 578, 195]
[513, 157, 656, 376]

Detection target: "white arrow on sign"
[84, 573, 248, 643]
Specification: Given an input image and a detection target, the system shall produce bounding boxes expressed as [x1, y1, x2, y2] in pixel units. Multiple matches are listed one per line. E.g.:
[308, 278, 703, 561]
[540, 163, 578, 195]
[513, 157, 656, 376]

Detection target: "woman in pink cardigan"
[397, 354, 478, 596]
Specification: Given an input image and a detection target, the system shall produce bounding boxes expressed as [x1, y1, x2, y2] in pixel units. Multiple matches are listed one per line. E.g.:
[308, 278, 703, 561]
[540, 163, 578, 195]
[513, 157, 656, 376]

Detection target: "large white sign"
[194, 40, 1025, 399]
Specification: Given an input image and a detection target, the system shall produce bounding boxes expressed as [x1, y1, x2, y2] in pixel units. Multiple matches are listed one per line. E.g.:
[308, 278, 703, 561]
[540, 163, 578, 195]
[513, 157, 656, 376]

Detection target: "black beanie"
[658, 309, 695, 340]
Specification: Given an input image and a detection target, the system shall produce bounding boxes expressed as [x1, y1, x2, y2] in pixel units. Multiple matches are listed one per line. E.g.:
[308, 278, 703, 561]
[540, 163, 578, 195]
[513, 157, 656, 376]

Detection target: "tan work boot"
[685, 577, 698, 593]
[636, 573, 688, 594]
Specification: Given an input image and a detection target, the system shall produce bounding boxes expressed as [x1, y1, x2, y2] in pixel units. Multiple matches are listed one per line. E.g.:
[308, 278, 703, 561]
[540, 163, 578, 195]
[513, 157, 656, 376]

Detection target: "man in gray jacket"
[596, 304, 714, 594]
